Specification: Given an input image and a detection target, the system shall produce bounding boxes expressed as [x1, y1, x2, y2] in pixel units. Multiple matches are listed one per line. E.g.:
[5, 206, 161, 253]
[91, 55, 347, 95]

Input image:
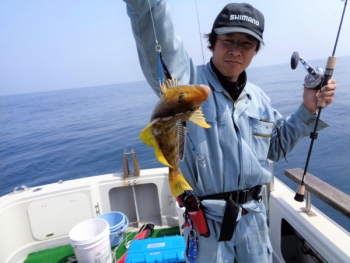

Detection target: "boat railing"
[283, 167, 350, 219]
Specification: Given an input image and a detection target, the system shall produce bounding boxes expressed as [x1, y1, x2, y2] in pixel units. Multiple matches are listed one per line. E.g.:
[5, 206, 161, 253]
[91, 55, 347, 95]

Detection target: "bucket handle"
[118, 216, 129, 236]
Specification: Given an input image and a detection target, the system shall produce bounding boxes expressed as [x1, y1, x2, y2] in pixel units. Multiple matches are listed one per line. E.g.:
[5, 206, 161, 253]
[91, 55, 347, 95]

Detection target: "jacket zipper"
[223, 91, 248, 109]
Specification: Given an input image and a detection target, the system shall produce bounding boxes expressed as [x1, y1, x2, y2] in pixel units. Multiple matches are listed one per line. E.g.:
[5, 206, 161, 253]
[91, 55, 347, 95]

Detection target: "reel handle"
[317, 56, 337, 108]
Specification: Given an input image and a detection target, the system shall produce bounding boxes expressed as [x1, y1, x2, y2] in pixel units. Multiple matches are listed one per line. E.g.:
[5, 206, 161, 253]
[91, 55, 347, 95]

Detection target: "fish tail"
[169, 168, 193, 197]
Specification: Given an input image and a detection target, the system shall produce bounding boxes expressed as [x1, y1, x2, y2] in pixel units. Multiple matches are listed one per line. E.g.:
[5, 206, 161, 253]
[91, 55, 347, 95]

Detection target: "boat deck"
[23, 227, 180, 263]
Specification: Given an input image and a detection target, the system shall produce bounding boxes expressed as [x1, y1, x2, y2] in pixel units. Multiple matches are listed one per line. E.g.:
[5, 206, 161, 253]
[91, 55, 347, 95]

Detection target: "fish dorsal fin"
[177, 122, 186, 161]
[161, 78, 179, 94]
[139, 120, 172, 167]
[160, 83, 167, 95]
[189, 109, 211, 128]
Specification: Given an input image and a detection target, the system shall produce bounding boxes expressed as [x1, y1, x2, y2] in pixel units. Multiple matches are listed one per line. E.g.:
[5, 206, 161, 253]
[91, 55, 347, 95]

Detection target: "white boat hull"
[0, 168, 349, 263]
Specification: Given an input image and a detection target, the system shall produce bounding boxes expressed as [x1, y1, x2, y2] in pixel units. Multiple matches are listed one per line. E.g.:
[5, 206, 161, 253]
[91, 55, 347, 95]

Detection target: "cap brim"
[214, 27, 264, 45]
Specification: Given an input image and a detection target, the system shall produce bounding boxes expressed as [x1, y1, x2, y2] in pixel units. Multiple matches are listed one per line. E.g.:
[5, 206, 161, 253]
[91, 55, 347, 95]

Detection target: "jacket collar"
[205, 60, 247, 100]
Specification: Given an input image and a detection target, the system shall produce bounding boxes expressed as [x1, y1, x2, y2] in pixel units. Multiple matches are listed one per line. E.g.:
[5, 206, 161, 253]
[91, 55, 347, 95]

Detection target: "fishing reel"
[290, 52, 324, 89]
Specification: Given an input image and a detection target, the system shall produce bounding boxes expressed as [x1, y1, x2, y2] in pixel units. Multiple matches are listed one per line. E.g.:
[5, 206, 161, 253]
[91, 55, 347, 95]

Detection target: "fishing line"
[147, 0, 159, 47]
[186, 131, 206, 168]
[293, 0, 348, 202]
[147, 0, 173, 88]
[194, 0, 205, 65]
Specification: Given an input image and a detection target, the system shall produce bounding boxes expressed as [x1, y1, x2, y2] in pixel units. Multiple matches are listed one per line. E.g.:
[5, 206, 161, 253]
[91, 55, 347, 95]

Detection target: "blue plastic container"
[98, 211, 129, 247]
[125, 235, 186, 263]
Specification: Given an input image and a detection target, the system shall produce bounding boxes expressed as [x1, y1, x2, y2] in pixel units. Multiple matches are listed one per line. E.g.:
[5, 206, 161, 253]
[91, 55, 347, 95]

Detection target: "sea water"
[1, 56, 349, 231]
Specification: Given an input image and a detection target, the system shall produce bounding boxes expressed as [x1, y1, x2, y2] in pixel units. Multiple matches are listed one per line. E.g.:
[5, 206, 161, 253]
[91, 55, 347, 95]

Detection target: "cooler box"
[125, 235, 186, 263]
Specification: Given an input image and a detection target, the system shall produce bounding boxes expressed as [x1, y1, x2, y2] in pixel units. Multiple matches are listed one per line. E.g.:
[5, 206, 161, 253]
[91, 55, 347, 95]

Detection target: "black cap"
[213, 3, 264, 44]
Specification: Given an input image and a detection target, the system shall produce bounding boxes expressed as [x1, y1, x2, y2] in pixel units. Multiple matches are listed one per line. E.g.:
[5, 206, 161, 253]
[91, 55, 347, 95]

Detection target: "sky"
[0, 0, 349, 96]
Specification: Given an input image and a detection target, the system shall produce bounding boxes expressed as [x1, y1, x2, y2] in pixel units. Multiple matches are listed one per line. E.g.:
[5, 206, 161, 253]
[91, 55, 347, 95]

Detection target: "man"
[124, 1, 336, 262]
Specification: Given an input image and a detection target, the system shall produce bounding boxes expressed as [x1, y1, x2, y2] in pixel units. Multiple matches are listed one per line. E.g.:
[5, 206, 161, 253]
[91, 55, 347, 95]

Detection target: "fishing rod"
[291, 0, 348, 202]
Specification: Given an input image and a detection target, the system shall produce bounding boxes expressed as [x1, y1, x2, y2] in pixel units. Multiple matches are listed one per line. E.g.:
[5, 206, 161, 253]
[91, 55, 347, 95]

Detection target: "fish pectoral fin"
[139, 121, 172, 168]
[189, 109, 211, 128]
[154, 144, 172, 168]
[139, 122, 155, 147]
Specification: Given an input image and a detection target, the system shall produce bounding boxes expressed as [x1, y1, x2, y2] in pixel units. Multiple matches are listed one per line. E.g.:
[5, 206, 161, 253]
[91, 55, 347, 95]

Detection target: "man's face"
[211, 33, 258, 82]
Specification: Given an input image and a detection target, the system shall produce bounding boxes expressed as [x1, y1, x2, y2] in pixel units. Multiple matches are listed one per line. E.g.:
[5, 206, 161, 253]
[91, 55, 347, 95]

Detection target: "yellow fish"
[140, 79, 211, 197]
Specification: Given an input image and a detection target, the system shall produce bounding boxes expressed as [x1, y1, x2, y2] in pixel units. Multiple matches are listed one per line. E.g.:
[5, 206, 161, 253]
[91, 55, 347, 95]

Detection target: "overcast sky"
[0, 0, 349, 96]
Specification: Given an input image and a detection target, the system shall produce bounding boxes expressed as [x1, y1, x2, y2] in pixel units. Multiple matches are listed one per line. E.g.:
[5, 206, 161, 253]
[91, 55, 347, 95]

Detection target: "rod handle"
[317, 56, 337, 108]
[294, 184, 305, 202]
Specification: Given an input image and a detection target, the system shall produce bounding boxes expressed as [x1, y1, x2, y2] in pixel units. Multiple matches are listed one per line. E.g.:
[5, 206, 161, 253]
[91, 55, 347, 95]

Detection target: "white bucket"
[175, 201, 186, 235]
[69, 218, 112, 263]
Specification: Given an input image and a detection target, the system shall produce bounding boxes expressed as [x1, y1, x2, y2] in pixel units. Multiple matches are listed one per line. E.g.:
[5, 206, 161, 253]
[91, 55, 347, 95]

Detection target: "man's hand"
[302, 78, 336, 114]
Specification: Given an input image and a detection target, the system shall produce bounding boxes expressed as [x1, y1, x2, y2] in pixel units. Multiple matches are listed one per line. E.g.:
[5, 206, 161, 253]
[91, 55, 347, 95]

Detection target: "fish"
[139, 79, 211, 197]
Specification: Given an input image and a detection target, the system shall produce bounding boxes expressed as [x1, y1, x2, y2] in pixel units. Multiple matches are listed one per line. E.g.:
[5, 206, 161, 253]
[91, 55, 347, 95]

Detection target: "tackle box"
[125, 235, 186, 263]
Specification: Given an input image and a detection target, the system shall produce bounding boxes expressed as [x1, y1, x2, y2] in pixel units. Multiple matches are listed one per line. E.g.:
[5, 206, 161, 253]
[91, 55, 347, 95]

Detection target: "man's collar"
[210, 59, 247, 100]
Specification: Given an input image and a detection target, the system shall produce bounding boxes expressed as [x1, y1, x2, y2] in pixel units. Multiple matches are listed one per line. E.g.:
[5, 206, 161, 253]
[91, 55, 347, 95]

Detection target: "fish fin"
[169, 170, 193, 197]
[177, 122, 186, 161]
[139, 121, 156, 147]
[166, 78, 179, 88]
[189, 109, 211, 128]
[161, 78, 179, 94]
[160, 82, 167, 95]
[139, 121, 172, 168]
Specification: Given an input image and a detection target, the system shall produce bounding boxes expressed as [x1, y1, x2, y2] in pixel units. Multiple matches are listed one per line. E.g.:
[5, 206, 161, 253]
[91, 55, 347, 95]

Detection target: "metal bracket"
[301, 207, 317, 217]
[168, 193, 174, 206]
[123, 148, 140, 178]
[95, 202, 100, 216]
[300, 191, 317, 217]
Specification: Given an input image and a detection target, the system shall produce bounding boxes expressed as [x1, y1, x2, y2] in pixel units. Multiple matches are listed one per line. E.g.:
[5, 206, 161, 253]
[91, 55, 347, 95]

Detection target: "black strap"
[218, 193, 240, 241]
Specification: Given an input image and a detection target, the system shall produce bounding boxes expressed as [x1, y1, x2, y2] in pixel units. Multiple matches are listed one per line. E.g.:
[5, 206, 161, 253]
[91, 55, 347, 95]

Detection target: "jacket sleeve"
[267, 103, 329, 162]
[124, 0, 197, 96]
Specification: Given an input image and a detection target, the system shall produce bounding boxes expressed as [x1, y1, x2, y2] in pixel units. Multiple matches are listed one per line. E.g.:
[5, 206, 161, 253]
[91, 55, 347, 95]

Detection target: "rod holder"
[123, 149, 140, 178]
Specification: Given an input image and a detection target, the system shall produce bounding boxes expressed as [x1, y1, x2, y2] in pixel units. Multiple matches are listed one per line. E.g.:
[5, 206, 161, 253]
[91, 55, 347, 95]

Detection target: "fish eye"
[177, 92, 188, 103]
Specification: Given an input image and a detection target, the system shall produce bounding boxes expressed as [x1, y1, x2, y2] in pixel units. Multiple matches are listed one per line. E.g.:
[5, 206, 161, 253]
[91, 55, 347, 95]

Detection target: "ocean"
[1, 56, 349, 232]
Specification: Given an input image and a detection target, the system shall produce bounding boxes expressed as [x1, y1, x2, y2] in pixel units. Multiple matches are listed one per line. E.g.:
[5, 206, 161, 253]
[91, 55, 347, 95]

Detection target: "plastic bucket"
[175, 201, 185, 235]
[98, 211, 129, 247]
[69, 218, 112, 263]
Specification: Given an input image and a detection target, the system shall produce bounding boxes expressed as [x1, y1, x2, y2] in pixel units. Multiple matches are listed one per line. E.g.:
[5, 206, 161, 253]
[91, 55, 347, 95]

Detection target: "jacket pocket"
[249, 117, 274, 163]
[196, 105, 228, 160]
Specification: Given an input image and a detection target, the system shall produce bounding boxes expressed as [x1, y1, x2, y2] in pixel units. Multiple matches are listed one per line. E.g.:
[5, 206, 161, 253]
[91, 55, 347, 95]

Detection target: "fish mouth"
[196, 85, 211, 99]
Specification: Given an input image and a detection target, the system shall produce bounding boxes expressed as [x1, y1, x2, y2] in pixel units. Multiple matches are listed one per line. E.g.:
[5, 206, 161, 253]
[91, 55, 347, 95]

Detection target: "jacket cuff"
[294, 104, 329, 131]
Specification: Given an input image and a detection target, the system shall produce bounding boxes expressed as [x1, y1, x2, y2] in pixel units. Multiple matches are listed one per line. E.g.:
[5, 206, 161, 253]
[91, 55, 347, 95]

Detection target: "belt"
[199, 185, 262, 204]
[199, 185, 262, 242]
